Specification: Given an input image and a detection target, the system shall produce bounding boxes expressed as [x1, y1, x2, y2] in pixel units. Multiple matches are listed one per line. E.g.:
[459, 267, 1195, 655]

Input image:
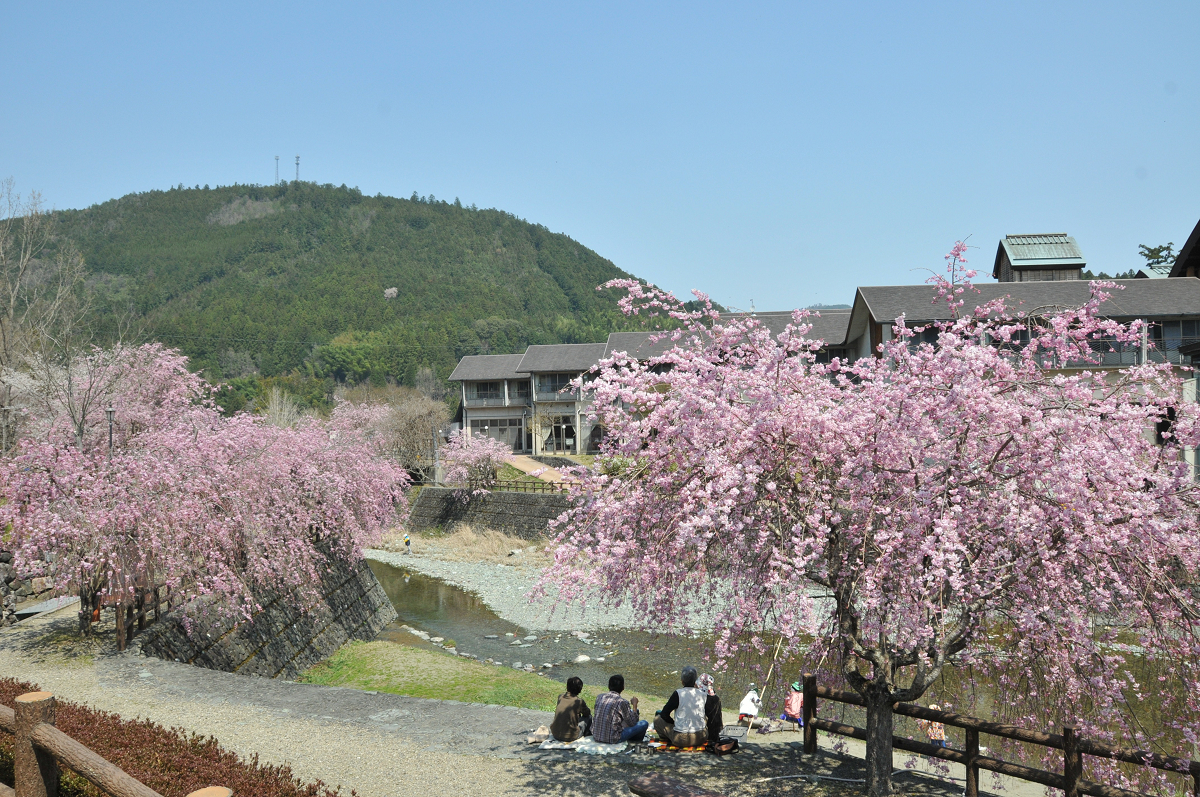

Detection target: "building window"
[540, 373, 575, 393]
[469, 381, 502, 400]
[541, 415, 576, 453]
[470, 418, 525, 451]
[510, 380, 531, 399]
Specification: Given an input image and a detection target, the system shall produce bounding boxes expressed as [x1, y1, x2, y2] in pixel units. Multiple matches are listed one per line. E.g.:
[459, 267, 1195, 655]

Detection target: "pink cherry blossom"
[544, 264, 1200, 797]
[2, 344, 410, 630]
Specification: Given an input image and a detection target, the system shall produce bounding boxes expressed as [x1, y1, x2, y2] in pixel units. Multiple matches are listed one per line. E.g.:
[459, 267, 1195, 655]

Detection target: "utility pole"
[295, 155, 300, 183]
[275, 156, 279, 185]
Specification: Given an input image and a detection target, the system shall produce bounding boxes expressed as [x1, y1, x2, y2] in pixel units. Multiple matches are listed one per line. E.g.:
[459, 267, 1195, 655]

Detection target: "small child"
[404, 532, 411, 554]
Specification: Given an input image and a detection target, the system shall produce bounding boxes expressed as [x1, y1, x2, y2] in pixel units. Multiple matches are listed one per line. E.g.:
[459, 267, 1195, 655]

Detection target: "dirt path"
[0, 605, 977, 797]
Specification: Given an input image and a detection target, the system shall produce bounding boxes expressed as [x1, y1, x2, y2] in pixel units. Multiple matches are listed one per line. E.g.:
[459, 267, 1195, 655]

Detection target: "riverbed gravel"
[1, 605, 955, 797]
[367, 547, 645, 632]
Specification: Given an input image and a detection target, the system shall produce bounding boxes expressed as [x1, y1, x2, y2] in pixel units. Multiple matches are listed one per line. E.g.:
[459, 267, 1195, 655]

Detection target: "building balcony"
[535, 390, 580, 402]
[464, 397, 505, 407]
[464, 396, 532, 408]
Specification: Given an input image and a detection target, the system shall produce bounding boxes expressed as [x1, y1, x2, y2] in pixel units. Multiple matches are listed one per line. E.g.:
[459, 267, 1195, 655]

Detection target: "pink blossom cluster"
[440, 430, 514, 498]
[1, 344, 410, 620]
[547, 270, 1200, 782]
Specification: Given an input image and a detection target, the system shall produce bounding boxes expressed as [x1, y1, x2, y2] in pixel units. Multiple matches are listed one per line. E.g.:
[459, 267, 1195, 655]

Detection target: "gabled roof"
[1168, 217, 1200, 278]
[1136, 264, 1173, 279]
[993, 233, 1086, 278]
[848, 279, 1200, 342]
[448, 354, 527, 382]
[515, 343, 608, 374]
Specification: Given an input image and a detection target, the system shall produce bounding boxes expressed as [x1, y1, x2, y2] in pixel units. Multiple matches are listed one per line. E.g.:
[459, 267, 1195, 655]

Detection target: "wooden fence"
[468, 478, 568, 494]
[800, 674, 1200, 797]
[0, 691, 230, 797]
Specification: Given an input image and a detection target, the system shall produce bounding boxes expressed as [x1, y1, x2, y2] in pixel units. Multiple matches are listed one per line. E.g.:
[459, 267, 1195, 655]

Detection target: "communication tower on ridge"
[295, 155, 300, 183]
[275, 156, 279, 185]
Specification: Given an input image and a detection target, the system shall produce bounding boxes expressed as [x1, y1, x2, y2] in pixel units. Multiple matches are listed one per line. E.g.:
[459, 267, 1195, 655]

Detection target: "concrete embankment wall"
[407, 486, 571, 539]
[138, 555, 397, 679]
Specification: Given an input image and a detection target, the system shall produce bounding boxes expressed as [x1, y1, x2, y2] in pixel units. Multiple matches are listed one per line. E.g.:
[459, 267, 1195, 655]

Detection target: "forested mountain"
[48, 182, 644, 408]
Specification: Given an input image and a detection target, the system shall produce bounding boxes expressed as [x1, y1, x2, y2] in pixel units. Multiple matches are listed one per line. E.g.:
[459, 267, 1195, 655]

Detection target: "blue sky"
[3, 2, 1198, 310]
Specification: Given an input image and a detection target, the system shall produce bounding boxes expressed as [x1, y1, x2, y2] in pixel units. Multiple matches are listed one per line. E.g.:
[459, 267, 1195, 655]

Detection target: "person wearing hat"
[782, 681, 804, 726]
[738, 683, 763, 727]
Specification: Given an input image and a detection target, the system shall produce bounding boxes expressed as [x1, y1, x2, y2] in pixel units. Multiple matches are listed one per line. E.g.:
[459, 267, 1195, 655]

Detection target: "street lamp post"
[106, 406, 115, 460]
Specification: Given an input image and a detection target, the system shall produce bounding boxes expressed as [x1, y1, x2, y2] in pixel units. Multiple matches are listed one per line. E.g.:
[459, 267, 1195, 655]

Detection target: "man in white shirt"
[653, 666, 721, 747]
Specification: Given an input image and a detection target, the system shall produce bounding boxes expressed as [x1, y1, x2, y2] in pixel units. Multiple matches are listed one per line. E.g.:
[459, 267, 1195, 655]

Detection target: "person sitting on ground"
[782, 680, 804, 726]
[592, 674, 648, 744]
[550, 676, 592, 742]
[653, 666, 720, 748]
[738, 682, 763, 727]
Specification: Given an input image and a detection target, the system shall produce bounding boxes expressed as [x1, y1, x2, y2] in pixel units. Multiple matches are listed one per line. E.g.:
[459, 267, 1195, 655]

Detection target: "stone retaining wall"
[138, 555, 397, 679]
[407, 486, 571, 539]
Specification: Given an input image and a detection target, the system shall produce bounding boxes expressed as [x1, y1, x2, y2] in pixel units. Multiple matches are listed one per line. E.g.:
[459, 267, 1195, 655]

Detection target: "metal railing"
[463, 397, 506, 407]
[800, 674, 1200, 797]
[1, 691, 230, 797]
[535, 390, 578, 402]
[463, 396, 531, 407]
[992, 336, 1200, 369]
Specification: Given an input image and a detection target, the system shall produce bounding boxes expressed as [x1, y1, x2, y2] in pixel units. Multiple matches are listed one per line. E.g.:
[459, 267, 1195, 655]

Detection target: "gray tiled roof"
[993, 233, 1086, 278]
[448, 354, 527, 382]
[731, 311, 852, 347]
[604, 311, 853, 360]
[515, 343, 609, 374]
[604, 331, 677, 360]
[854, 278, 1200, 326]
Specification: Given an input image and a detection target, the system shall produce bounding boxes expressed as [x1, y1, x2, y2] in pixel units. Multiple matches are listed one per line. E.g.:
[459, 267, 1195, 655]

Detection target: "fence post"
[1063, 724, 1081, 797]
[115, 600, 126, 652]
[965, 727, 979, 797]
[803, 673, 817, 754]
[15, 691, 58, 797]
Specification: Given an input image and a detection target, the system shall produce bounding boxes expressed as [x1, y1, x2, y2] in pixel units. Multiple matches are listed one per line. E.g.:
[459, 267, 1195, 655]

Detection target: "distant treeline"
[47, 182, 659, 412]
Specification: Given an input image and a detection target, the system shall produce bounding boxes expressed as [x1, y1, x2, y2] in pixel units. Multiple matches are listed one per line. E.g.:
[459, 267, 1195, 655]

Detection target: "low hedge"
[0, 677, 352, 797]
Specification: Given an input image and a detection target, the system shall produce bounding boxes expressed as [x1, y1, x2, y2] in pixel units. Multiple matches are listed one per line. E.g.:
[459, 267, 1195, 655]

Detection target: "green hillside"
[49, 182, 642, 404]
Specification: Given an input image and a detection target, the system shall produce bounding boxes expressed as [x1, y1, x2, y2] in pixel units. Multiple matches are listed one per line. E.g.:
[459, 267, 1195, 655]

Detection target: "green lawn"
[496, 463, 545, 484]
[301, 640, 656, 713]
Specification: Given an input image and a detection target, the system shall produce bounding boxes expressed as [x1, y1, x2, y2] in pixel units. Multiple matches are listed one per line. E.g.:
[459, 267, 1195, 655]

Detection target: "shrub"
[0, 678, 353, 797]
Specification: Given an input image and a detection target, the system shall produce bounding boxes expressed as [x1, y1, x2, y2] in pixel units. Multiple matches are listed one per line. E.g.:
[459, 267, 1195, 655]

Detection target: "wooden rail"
[800, 674, 1200, 797]
[468, 479, 568, 494]
[0, 691, 230, 797]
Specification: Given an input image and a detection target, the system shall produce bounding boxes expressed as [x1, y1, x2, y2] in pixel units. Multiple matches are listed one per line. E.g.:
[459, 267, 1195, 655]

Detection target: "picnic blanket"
[538, 737, 629, 755]
[645, 740, 709, 753]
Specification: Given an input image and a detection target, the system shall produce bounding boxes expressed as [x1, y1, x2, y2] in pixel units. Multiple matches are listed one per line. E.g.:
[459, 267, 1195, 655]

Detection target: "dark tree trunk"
[864, 686, 896, 797]
[78, 585, 90, 636]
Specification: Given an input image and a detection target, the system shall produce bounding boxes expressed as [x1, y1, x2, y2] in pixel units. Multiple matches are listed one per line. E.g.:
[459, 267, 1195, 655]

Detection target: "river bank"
[0, 603, 966, 797]
[367, 536, 643, 633]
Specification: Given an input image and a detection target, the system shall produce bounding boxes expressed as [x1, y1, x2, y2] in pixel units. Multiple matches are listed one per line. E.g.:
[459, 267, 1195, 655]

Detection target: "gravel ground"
[1, 604, 967, 797]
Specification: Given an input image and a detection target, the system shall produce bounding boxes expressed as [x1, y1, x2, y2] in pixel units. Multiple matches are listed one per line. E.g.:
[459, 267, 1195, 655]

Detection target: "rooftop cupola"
[993, 233, 1086, 282]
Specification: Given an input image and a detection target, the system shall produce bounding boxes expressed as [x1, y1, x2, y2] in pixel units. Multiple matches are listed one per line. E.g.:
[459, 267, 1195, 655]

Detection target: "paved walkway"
[508, 455, 573, 483]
